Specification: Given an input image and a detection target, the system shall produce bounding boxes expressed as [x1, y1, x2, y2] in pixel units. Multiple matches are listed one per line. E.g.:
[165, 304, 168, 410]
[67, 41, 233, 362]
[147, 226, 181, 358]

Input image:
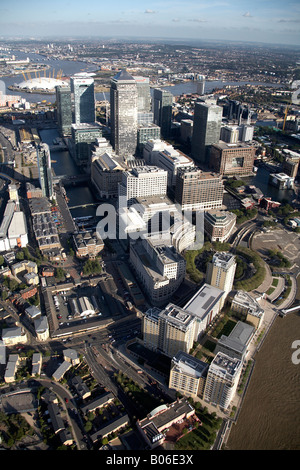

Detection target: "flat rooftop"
[172, 351, 208, 379]
[183, 283, 224, 320]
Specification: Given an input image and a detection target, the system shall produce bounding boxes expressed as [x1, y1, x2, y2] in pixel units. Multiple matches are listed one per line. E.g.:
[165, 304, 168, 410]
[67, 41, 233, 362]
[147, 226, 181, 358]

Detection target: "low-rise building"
[73, 231, 104, 258]
[90, 414, 129, 443]
[4, 354, 19, 383]
[136, 398, 196, 449]
[1, 326, 28, 346]
[215, 320, 255, 361]
[34, 316, 50, 341]
[31, 352, 42, 376]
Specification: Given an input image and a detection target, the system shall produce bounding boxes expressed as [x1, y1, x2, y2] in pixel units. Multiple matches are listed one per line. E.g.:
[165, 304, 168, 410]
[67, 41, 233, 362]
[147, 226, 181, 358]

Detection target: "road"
[28, 377, 88, 450]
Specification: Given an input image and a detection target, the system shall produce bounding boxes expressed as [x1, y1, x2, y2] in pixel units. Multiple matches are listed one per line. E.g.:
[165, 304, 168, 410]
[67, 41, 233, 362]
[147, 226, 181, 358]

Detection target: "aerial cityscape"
[0, 0, 299, 457]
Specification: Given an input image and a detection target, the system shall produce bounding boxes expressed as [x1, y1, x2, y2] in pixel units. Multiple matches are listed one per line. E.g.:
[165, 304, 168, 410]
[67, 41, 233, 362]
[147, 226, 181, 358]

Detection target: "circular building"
[15, 77, 69, 93]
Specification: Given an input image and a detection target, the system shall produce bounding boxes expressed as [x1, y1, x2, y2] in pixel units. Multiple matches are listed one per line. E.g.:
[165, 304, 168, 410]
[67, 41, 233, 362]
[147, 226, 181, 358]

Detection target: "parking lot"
[252, 227, 300, 273]
[51, 284, 112, 331]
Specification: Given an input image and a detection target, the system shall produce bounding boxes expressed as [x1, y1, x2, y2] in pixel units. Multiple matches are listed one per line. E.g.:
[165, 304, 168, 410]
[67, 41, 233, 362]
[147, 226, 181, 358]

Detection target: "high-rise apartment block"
[56, 85, 72, 136]
[206, 252, 236, 309]
[110, 69, 138, 157]
[174, 167, 224, 212]
[153, 88, 173, 139]
[169, 351, 208, 399]
[119, 165, 168, 206]
[142, 304, 195, 356]
[37, 143, 53, 199]
[71, 74, 95, 125]
[191, 101, 223, 164]
[203, 352, 243, 410]
[209, 141, 256, 176]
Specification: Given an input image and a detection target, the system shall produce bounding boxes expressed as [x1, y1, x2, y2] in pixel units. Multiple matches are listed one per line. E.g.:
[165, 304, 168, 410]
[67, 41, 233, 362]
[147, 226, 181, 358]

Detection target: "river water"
[226, 282, 300, 450]
[39, 128, 98, 219]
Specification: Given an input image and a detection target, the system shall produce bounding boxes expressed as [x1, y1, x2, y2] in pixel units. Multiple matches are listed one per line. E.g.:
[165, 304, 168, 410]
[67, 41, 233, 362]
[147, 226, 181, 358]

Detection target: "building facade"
[37, 143, 53, 199]
[71, 74, 95, 125]
[169, 351, 208, 399]
[110, 69, 138, 157]
[56, 85, 72, 136]
[204, 210, 237, 243]
[153, 88, 173, 139]
[119, 165, 168, 207]
[209, 141, 256, 176]
[71, 123, 103, 166]
[174, 167, 224, 212]
[206, 252, 236, 309]
[203, 352, 243, 410]
[191, 101, 223, 164]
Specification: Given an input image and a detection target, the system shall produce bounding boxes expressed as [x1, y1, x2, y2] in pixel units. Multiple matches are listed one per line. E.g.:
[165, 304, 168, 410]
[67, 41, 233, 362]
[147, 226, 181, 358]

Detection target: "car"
[64, 397, 68, 403]
[57, 314, 62, 319]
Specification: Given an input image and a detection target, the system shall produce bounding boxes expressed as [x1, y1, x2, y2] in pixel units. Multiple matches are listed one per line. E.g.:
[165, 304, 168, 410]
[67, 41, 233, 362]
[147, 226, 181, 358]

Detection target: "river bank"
[226, 279, 300, 450]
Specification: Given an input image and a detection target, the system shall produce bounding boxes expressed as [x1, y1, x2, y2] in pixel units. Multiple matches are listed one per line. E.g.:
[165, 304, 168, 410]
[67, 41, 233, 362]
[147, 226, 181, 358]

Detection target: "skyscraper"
[197, 75, 206, 95]
[191, 101, 223, 164]
[206, 252, 236, 309]
[110, 69, 138, 157]
[56, 85, 72, 136]
[71, 73, 95, 125]
[153, 88, 173, 139]
[37, 143, 53, 199]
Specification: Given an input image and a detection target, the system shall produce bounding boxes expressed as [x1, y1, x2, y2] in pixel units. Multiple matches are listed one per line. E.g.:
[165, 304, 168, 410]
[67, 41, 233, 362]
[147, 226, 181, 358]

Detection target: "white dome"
[18, 77, 69, 91]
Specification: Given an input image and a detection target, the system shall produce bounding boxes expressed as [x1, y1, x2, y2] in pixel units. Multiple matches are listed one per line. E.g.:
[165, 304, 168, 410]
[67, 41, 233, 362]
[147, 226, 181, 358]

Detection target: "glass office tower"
[71, 74, 95, 125]
[110, 69, 138, 157]
[56, 85, 72, 136]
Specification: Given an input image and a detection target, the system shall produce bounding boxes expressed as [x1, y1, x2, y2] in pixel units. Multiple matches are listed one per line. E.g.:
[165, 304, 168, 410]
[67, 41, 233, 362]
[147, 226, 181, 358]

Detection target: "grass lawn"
[175, 409, 222, 450]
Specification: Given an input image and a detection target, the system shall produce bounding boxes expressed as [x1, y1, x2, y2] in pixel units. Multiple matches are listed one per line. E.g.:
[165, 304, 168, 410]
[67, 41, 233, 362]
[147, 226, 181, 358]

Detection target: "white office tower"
[143, 139, 195, 188]
[206, 252, 236, 309]
[71, 73, 95, 125]
[197, 75, 205, 95]
[118, 165, 168, 207]
[110, 69, 138, 157]
[203, 352, 243, 410]
[130, 237, 186, 307]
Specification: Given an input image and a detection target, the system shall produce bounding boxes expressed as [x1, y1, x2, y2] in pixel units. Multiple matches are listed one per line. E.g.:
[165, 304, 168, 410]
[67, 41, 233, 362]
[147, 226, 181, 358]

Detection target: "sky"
[1, 0, 300, 46]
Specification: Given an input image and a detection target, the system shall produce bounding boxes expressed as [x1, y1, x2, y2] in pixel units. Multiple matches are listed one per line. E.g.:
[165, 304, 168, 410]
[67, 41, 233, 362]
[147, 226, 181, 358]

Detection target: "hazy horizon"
[1, 0, 300, 47]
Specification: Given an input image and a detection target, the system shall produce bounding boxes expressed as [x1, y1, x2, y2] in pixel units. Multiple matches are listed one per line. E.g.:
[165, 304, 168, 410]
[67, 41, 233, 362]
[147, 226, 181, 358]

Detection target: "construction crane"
[283, 105, 289, 131]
